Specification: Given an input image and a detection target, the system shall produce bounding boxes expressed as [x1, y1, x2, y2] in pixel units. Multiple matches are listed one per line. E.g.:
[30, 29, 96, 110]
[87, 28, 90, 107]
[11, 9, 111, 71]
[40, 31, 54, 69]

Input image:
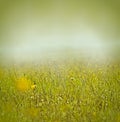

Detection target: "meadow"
[0, 59, 120, 122]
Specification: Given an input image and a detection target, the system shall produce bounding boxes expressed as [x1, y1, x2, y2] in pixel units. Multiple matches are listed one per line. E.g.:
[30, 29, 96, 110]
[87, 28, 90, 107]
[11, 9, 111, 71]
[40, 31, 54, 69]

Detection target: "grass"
[0, 59, 120, 122]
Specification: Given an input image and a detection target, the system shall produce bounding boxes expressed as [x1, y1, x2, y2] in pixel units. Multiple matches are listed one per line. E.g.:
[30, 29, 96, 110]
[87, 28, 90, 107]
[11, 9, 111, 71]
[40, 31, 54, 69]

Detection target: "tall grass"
[0, 59, 120, 122]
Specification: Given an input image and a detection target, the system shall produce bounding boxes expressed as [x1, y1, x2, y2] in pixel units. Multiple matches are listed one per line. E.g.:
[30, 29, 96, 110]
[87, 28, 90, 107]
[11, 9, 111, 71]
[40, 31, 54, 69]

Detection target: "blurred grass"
[0, 59, 120, 122]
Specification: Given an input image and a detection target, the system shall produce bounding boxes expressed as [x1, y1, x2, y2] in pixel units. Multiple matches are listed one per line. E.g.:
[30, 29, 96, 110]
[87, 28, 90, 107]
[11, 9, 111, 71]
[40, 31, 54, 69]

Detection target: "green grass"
[0, 60, 120, 122]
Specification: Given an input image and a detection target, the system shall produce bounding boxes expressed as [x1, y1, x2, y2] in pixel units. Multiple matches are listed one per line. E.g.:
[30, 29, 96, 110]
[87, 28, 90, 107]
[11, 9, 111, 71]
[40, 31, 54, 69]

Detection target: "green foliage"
[0, 61, 120, 122]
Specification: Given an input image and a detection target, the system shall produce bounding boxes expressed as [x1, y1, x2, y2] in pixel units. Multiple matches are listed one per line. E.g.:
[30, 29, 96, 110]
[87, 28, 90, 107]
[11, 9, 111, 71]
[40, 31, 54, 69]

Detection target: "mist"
[0, 0, 120, 63]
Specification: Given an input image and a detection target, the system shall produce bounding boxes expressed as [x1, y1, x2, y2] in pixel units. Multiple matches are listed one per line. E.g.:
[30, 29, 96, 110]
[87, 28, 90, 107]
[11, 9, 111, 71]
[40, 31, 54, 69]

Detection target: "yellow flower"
[16, 77, 31, 92]
[31, 84, 36, 90]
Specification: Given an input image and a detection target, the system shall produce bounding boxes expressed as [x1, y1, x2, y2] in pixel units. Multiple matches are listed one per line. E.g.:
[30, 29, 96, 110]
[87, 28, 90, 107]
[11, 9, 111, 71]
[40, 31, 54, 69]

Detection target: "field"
[0, 59, 120, 122]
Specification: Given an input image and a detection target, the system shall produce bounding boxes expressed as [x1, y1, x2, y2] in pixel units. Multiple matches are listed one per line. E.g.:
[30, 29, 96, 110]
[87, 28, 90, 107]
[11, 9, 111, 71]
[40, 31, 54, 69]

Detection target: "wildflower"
[31, 84, 36, 90]
[16, 77, 31, 92]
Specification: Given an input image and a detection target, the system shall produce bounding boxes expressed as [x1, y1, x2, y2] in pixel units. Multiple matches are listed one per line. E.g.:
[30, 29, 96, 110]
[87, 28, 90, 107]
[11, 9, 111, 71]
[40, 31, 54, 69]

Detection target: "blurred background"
[0, 0, 120, 63]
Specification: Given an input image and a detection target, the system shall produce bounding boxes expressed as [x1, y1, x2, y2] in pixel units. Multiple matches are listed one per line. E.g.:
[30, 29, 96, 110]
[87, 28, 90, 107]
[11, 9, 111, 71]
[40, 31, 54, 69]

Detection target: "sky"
[0, 0, 120, 62]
